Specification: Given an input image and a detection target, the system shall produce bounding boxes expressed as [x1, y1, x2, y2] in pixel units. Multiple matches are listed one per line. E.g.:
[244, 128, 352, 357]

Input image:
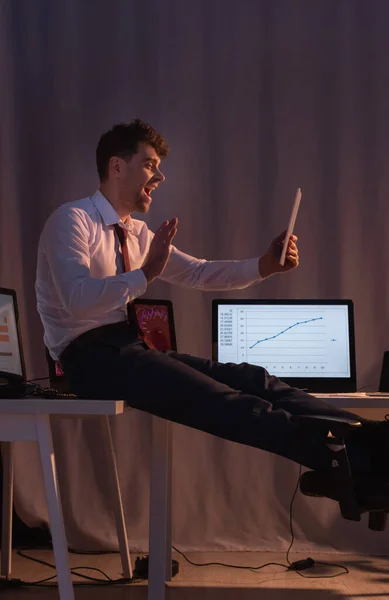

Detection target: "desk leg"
[148, 417, 173, 600]
[99, 415, 132, 578]
[1, 442, 13, 578]
[36, 415, 74, 600]
[165, 421, 173, 581]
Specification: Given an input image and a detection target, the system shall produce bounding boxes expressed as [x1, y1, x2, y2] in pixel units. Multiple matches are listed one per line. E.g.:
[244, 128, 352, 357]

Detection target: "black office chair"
[293, 414, 387, 532]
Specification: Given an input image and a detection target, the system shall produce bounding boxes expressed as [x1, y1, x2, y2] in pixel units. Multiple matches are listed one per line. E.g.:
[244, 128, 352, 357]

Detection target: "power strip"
[134, 556, 179, 578]
[288, 558, 315, 571]
[0, 578, 23, 589]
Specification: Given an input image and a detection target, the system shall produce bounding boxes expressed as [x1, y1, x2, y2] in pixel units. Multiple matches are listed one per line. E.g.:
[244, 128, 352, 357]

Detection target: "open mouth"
[144, 187, 153, 199]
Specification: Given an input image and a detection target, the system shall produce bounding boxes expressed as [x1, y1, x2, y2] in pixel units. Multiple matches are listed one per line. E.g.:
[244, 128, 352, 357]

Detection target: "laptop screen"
[0, 288, 25, 378]
[212, 299, 356, 393]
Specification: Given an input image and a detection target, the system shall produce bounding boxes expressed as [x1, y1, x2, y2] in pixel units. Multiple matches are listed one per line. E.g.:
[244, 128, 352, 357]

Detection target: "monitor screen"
[0, 290, 24, 377]
[213, 300, 355, 390]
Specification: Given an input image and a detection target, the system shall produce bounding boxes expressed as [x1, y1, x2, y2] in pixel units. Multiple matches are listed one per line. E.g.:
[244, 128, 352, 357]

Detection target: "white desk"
[0, 398, 173, 600]
[314, 394, 389, 420]
[2, 394, 388, 599]
[0, 398, 125, 600]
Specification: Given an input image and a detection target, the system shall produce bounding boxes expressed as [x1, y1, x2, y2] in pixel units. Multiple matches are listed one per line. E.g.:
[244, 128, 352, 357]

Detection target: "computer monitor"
[212, 299, 356, 393]
[0, 287, 26, 382]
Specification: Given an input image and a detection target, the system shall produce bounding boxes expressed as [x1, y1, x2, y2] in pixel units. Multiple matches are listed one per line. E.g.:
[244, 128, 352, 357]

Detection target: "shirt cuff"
[123, 268, 148, 301]
[243, 257, 264, 284]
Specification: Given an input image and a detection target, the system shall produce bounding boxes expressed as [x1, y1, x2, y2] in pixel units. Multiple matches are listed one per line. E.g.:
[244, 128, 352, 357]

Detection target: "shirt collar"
[91, 190, 134, 232]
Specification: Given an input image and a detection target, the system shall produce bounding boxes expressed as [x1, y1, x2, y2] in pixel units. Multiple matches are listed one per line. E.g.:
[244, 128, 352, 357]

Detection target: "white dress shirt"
[36, 190, 263, 359]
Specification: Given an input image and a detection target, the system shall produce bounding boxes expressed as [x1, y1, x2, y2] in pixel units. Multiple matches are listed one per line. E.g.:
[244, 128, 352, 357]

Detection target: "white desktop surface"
[314, 393, 389, 419]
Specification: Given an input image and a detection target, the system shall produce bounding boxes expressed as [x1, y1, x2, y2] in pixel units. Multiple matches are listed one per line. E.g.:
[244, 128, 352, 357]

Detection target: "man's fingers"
[286, 252, 299, 263]
[165, 229, 177, 246]
[275, 231, 298, 246]
[168, 226, 177, 239]
[152, 221, 168, 242]
[285, 234, 298, 243]
[167, 217, 178, 235]
[158, 218, 178, 235]
[153, 218, 177, 245]
[162, 218, 178, 242]
[154, 224, 178, 249]
[160, 217, 177, 228]
[288, 241, 297, 250]
[287, 243, 298, 253]
[158, 220, 169, 231]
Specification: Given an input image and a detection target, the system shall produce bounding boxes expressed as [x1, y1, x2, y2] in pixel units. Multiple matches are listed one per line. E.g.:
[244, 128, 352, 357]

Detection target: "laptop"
[47, 298, 177, 391]
[0, 287, 32, 397]
[212, 299, 357, 394]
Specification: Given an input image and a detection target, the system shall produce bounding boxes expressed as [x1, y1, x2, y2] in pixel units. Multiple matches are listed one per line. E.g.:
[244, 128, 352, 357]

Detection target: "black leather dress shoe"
[349, 420, 389, 477]
[300, 470, 389, 512]
[300, 470, 339, 499]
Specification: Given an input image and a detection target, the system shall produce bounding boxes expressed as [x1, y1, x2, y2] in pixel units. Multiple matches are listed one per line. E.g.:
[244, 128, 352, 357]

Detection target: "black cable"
[66, 567, 112, 582]
[296, 560, 349, 579]
[30, 386, 77, 399]
[15, 464, 350, 584]
[18, 382, 77, 399]
[357, 385, 373, 392]
[284, 466, 348, 579]
[69, 548, 119, 555]
[5, 576, 136, 588]
[285, 464, 302, 566]
[17, 548, 112, 580]
[15, 549, 139, 586]
[19, 573, 58, 585]
[172, 545, 288, 571]
[17, 548, 56, 570]
[173, 464, 349, 580]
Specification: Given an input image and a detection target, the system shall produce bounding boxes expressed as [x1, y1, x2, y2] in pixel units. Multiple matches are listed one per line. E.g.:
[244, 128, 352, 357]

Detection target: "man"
[36, 119, 389, 512]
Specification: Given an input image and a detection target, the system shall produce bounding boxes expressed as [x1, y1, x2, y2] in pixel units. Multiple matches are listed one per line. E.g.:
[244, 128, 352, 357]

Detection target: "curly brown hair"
[96, 119, 169, 181]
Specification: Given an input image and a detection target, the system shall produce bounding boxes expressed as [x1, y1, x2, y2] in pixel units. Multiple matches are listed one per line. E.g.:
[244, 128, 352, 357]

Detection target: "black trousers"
[61, 322, 367, 473]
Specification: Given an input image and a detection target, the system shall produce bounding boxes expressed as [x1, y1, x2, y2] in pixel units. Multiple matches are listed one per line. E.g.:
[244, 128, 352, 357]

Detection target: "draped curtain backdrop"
[1, 0, 389, 554]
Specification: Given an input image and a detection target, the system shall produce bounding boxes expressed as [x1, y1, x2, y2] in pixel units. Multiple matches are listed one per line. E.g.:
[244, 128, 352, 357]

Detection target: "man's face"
[116, 142, 165, 214]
